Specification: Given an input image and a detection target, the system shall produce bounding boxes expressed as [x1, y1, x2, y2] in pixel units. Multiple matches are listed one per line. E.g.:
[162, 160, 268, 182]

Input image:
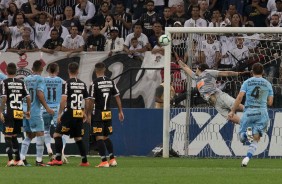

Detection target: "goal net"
[163, 27, 282, 158]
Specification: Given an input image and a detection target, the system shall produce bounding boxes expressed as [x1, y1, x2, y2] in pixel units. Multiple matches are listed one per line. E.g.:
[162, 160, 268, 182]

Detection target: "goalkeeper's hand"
[177, 59, 186, 68]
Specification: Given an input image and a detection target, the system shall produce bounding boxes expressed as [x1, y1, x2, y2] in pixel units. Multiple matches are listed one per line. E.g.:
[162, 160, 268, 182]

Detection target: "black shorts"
[91, 116, 113, 137]
[3, 112, 23, 135]
[55, 110, 84, 138]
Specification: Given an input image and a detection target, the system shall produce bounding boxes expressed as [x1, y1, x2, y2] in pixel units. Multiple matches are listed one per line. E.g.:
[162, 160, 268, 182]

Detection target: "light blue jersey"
[241, 77, 273, 109]
[24, 75, 45, 115]
[0, 73, 7, 131]
[43, 76, 63, 110]
[240, 77, 273, 136]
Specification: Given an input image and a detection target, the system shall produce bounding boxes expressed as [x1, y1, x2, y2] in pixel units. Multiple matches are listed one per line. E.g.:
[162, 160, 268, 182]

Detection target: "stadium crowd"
[0, 0, 281, 106]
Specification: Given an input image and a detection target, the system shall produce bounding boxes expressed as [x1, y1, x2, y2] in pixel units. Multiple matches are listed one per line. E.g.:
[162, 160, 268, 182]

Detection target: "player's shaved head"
[95, 62, 105, 72]
[252, 63, 264, 75]
[68, 62, 79, 74]
[7, 62, 17, 75]
[32, 60, 43, 72]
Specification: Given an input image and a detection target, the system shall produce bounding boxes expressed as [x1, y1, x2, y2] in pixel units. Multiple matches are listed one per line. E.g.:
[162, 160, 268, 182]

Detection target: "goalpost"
[163, 27, 282, 158]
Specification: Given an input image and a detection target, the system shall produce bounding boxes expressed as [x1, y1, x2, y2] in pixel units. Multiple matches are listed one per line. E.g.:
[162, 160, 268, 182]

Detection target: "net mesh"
[167, 30, 282, 158]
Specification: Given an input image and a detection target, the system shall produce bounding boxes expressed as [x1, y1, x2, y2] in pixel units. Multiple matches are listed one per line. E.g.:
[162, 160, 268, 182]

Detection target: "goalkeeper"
[178, 60, 245, 124]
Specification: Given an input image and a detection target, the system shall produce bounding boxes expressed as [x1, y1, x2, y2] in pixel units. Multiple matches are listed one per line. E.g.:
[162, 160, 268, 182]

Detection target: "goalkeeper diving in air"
[178, 60, 245, 124]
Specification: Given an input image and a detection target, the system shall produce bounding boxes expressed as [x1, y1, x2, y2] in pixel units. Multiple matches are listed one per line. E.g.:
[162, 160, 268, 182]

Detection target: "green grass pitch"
[0, 156, 281, 184]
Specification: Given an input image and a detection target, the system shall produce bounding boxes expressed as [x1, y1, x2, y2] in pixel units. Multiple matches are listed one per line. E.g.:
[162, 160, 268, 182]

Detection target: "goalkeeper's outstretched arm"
[177, 60, 194, 78]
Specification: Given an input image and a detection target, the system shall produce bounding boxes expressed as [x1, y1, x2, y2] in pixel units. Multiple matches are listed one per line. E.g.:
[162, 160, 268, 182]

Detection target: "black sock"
[54, 137, 63, 161]
[96, 139, 107, 162]
[5, 137, 13, 161]
[12, 136, 20, 161]
[104, 138, 114, 159]
[76, 140, 87, 163]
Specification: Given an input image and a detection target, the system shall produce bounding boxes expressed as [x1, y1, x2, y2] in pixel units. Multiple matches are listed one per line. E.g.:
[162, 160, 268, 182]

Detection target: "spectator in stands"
[184, 5, 208, 27]
[153, 0, 165, 16]
[127, 37, 144, 60]
[171, 2, 188, 26]
[149, 21, 163, 48]
[230, 13, 243, 27]
[7, 29, 39, 53]
[268, 0, 278, 13]
[269, 13, 281, 26]
[28, 12, 53, 49]
[113, 1, 132, 40]
[42, 0, 64, 17]
[224, 4, 243, 26]
[159, 7, 175, 29]
[6, 2, 20, 26]
[200, 34, 221, 69]
[58, 0, 77, 10]
[138, 0, 160, 37]
[209, 9, 225, 27]
[48, 15, 69, 40]
[61, 25, 84, 57]
[104, 26, 124, 56]
[62, 6, 83, 33]
[85, 1, 109, 28]
[185, 0, 198, 19]
[126, 0, 146, 24]
[1, 12, 34, 48]
[267, 0, 282, 26]
[219, 34, 236, 69]
[199, 0, 212, 22]
[84, 24, 106, 51]
[74, 0, 96, 25]
[171, 21, 186, 58]
[100, 14, 116, 39]
[90, 0, 103, 13]
[0, 29, 8, 51]
[41, 28, 63, 53]
[103, 0, 115, 14]
[20, 0, 42, 18]
[228, 37, 250, 70]
[244, 0, 269, 27]
[124, 23, 150, 56]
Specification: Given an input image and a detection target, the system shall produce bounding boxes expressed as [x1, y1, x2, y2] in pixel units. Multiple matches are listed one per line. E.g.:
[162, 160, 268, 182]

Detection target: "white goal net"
[163, 27, 282, 158]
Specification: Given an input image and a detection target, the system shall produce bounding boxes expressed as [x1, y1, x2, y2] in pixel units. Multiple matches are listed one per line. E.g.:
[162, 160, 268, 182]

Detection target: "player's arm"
[57, 95, 67, 123]
[25, 95, 31, 119]
[0, 96, 7, 122]
[37, 90, 54, 115]
[115, 95, 124, 122]
[178, 60, 194, 78]
[228, 91, 245, 120]
[218, 71, 249, 77]
[267, 96, 273, 107]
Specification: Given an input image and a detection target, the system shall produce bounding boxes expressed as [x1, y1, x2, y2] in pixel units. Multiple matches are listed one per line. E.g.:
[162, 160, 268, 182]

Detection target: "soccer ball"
[158, 35, 171, 46]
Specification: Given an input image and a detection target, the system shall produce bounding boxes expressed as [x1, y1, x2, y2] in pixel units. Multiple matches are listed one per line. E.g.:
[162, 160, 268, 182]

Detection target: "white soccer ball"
[158, 34, 171, 46]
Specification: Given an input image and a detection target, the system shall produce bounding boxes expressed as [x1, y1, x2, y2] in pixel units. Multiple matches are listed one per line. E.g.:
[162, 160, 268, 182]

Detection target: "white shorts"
[214, 92, 235, 119]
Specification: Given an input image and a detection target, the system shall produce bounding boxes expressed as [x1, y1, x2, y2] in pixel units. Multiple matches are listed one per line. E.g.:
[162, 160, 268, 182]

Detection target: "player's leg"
[3, 114, 15, 166]
[31, 115, 45, 166]
[20, 119, 35, 166]
[104, 121, 117, 166]
[43, 113, 53, 160]
[61, 134, 69, 164]
[92, 120, 109, 167]
[12, 119, 23, 164]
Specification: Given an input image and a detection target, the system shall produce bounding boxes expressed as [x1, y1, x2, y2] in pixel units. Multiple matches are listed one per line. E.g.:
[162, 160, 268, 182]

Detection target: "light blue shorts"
[43, 112, 58, 131]
[23, 115, 44, 132]
[239, 108, 269, 136]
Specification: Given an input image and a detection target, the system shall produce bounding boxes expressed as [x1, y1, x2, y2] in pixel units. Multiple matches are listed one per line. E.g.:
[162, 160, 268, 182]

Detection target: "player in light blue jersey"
[43, 63, 68, 163]
[228, 63, 273, 167]
[20, 60, 55, 166]
[0, 72, 7, 132]
[178, 60, 245, 124]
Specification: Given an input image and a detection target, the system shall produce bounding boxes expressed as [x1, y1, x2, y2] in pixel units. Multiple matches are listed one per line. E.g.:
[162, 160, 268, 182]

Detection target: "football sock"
[20, 137, 31, 160]
[97, 139, 107, 162]
[36, 136, 45, 162]
[12, 136, 20, 161]
[44, 131, 53, 154]
[5, 137, 13, 161]
[76, 140, 87, 163]
[247, 140, 258, 159]
[104, 138, 115, 159]
[62, 135, 67, 154]
[54, 137, 63, 161]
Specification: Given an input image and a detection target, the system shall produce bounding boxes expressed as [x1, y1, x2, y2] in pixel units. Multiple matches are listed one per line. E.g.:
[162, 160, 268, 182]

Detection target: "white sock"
[44, 131, 53, 154]
[20, 137, 31, 160]
[36, 136, 45, 162]
[247, 140, 258, 159]
[62, 135, 67, 154]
